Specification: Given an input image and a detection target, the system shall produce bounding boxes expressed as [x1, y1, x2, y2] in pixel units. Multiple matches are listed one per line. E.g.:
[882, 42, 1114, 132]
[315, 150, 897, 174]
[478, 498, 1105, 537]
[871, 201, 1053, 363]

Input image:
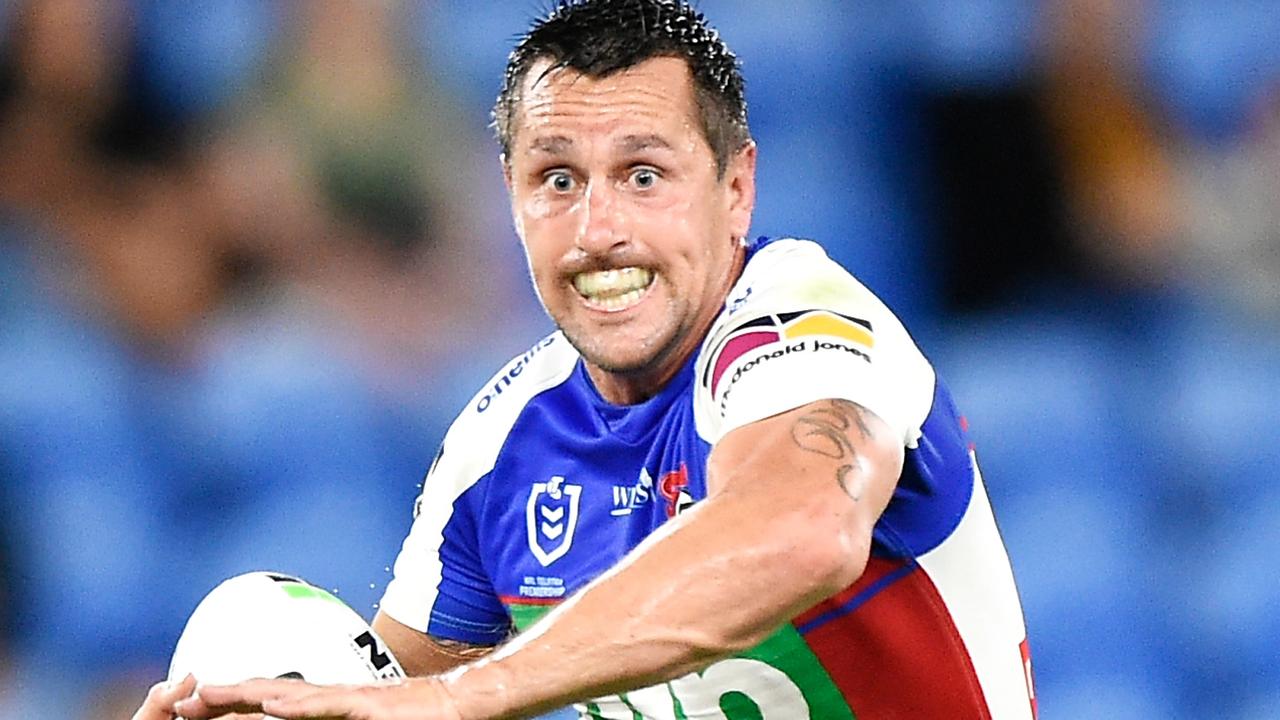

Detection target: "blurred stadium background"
[0, 0, 1277, 717]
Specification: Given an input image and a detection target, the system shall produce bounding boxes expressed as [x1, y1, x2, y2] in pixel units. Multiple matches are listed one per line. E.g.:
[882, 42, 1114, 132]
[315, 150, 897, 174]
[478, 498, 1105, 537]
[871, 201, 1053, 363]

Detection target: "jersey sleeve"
[379, 445, 511, 646]
[379, 332, 578, 646]
[694, 239, 936, 447]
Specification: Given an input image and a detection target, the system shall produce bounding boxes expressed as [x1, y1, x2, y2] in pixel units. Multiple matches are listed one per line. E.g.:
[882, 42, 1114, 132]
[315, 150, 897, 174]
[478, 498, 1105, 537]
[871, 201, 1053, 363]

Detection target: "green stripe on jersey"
[508, 601, 553, 632]
[718, 691, 762, 720]
[505, 602, 855, 719]
[733, 625, 855, 720]
[584, 695, 644, 720]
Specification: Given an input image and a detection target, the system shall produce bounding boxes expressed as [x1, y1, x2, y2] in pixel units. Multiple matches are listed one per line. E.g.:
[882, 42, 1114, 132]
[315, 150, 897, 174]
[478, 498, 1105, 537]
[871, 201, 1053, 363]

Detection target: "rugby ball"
[168, 571, 405, 687]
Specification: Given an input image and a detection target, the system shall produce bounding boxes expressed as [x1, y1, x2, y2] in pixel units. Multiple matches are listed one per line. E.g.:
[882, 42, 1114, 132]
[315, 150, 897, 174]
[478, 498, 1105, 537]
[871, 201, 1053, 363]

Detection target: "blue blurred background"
[0, 1, 1277, 718]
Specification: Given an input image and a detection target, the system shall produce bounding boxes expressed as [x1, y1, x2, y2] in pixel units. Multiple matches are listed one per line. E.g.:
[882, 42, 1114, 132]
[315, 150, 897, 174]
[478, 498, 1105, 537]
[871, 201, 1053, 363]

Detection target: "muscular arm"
[180, 399, 904, 720]
[443, 398, 904, 717]
[372, 612, 494, 677]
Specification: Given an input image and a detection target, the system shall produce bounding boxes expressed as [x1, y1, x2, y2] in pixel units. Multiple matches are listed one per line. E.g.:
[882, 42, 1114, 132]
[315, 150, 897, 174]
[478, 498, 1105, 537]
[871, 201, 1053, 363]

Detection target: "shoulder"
[728, 237, 887, 315]
[694, 237, 936, 446]
[700, 237, 908, 377]
[428, 332, 581, 494]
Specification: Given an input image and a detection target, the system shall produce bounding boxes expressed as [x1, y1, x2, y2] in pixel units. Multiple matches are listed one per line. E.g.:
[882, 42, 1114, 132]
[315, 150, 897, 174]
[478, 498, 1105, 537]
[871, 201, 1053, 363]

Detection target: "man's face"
[505, 56, 755, 397]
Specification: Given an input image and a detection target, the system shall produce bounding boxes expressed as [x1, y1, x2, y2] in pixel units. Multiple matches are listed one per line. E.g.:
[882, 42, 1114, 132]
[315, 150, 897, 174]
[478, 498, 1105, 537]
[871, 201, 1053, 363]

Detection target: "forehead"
[511, 56, 703, 152]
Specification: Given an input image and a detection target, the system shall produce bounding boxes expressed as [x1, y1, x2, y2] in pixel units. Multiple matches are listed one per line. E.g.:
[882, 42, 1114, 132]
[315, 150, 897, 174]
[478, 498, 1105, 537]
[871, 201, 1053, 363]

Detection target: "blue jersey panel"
[428, 355, 713, 635]
[873, 378, 975, 558]
[428, 471, 512, 644]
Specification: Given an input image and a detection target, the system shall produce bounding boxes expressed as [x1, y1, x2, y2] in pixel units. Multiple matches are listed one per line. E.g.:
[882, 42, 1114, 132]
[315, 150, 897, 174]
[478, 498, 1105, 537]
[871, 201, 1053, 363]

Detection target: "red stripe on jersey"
[793, 556, 907, 629]
[1021, 637, 1038, 719]
[796, 558, 992, 719]
[498, 595, 562, 606]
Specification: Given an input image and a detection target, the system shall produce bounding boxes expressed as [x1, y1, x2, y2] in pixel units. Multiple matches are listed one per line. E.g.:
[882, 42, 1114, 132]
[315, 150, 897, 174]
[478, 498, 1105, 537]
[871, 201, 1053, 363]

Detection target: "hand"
[132, 675, 199, 720]
[133, 674, 269, 720]
[172, 677, 465, 720]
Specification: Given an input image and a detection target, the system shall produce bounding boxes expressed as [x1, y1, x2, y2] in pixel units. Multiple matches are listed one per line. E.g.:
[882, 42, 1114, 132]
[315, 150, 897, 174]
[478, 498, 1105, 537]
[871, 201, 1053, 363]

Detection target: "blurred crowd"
[0, 1, 1277, 718]
[0, 0, 543, 716]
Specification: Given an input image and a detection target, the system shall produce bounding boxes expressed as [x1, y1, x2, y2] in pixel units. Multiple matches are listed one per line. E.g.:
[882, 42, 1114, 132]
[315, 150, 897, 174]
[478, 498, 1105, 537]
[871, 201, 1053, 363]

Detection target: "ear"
[723, 141, 757, 241]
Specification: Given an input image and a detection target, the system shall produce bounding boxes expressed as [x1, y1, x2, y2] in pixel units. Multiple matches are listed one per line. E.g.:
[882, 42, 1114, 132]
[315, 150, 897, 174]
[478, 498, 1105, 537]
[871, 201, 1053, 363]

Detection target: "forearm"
[444, 494, 857, 718]
[441, 401, 900, 719]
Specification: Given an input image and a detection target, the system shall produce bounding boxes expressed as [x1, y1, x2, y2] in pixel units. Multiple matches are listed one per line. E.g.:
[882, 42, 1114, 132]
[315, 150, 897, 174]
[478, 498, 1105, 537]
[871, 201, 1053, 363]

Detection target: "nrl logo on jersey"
[526, 476, 583, 566]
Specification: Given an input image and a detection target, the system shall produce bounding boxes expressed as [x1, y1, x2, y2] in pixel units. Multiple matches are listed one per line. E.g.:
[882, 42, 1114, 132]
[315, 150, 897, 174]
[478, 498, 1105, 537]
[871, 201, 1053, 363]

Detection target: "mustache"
[557, 247, 656, 277]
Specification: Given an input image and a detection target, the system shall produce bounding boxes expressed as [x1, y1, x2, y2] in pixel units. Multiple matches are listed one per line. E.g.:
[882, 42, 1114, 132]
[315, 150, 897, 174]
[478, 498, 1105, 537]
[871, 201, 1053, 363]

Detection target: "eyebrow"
[619, 134, 674, 153]
[528, 136, 573, 155]
[525, 133, 675, 156]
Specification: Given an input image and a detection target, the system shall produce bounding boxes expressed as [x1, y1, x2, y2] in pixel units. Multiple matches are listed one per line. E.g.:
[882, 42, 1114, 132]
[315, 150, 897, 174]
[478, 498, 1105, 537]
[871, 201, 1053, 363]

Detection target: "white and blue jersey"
[381, 237, 1037, 719]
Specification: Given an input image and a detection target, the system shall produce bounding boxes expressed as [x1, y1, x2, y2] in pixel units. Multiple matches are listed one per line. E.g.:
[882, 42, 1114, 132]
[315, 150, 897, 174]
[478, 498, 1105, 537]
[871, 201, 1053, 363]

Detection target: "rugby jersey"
[381, 237, 1037, 719]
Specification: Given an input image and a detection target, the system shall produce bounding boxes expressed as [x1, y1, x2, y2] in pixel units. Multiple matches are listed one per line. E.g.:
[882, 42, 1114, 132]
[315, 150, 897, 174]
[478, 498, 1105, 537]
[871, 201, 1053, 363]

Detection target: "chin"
[592, 355, 662, 375]
[581, 330, 687, 377]
[576, 344, 659, 375]
[561, 329, 653, 373]
[558, 310, 688, 378]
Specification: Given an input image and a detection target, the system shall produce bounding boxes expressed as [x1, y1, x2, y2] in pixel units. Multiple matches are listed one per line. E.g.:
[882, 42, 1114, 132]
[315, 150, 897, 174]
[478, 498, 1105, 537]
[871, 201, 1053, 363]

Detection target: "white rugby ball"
[168, 571, 405, 687]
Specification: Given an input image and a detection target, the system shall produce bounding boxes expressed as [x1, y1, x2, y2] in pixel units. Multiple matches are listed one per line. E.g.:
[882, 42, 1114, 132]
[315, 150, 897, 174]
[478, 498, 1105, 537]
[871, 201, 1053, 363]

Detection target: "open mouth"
[572, 267, 655, 312]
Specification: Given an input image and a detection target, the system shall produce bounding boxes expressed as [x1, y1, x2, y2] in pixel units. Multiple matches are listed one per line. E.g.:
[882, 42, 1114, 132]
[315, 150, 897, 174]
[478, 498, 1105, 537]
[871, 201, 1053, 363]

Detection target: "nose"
[574, 179, 627, 255]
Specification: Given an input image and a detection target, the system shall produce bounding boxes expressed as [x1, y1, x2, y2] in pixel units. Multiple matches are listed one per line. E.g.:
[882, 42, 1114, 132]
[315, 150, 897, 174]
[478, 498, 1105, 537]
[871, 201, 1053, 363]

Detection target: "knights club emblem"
[526, 476, 583, 566]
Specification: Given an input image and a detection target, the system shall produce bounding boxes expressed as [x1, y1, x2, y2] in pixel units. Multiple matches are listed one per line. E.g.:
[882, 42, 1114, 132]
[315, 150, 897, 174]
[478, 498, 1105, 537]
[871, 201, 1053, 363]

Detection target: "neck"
[584, 352, 684, 407]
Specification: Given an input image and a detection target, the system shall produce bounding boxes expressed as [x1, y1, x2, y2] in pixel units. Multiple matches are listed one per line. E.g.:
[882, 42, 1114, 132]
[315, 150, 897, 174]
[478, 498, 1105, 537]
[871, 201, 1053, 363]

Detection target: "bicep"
[708, 398, 904, 538]
[372, 611, 495, 677]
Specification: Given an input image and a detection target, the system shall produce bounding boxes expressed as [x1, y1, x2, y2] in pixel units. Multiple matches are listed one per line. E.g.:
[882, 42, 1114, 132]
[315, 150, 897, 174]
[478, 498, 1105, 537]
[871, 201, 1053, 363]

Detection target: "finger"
[171, 694, 264, 719]
[133, 674, 200, 720]
[210, 677, 325, 706]
[173, 678, 313, 718]
[171, 674, 199, 700]
[261, 686, 373, 720]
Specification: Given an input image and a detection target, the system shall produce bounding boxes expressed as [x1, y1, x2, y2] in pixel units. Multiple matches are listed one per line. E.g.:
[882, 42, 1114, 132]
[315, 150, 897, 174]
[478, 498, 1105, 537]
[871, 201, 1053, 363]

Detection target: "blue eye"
[545, 171, 574, 192]
[630, 168, 659, 189]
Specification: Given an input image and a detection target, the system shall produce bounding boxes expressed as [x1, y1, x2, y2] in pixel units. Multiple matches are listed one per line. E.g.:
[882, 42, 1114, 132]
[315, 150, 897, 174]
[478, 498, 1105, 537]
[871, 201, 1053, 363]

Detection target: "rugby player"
[154, 1, 1036, 717]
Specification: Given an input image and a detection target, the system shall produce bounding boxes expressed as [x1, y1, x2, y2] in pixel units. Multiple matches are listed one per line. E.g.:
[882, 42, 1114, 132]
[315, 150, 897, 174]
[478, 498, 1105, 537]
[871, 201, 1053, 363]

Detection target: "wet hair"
[494, 0, 750, 177]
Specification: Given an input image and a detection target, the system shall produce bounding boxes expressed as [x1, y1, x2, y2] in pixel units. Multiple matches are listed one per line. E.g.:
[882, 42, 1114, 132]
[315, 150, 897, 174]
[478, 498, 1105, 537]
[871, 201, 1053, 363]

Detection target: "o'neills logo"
[476, 335, 557, 413]
[704, 309, 875, 402]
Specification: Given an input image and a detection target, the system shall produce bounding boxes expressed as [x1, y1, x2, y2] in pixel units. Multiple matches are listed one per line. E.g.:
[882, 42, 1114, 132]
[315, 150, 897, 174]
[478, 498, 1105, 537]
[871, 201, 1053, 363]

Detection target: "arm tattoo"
[790, 400, 876, 500]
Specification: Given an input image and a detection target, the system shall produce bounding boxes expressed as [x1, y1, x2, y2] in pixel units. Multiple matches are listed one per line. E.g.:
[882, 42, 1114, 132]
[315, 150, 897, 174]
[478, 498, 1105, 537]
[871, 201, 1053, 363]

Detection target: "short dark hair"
[494, 0, 750, 177]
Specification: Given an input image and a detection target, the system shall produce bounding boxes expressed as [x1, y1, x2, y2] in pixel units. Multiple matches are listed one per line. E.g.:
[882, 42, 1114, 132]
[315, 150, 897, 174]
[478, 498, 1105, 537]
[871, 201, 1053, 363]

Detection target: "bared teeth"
[585, 287, 647, 311]
[573, 267, 654, 311]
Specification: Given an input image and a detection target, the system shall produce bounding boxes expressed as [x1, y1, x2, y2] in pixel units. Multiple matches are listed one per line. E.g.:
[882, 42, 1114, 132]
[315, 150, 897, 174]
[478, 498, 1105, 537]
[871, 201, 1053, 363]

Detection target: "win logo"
[611, 468, 654, 517]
